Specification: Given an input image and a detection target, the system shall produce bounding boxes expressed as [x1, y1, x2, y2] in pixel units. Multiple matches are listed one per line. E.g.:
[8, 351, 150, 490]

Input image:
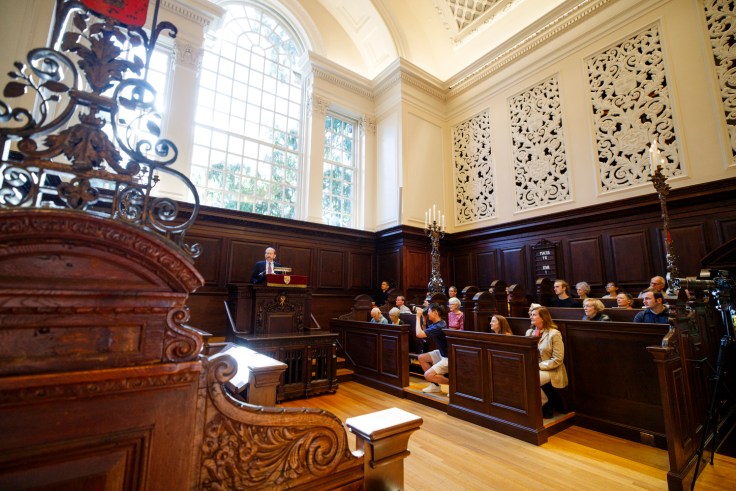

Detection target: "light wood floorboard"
[279, 381, 735, 490]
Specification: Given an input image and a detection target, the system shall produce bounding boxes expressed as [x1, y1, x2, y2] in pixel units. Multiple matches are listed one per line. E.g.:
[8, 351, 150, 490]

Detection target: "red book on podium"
[266, 273, 308, 288]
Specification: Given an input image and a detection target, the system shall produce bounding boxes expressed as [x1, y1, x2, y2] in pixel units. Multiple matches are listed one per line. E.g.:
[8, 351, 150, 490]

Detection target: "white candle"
[649, 140, 659, 175]
[424, 211, 428, 228]
[433, 204, 436, 224]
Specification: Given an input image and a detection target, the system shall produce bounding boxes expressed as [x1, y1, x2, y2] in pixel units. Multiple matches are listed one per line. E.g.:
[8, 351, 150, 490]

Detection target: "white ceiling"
[310, 0, 572, 81]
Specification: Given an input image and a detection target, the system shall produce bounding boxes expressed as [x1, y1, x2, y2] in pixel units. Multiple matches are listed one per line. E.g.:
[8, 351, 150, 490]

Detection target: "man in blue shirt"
[634, 291, 670, 324]
[415, 303, 448, 394]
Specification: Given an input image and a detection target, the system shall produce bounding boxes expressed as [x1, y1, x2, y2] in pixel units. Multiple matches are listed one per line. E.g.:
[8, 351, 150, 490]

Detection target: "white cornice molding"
[159, 0, 225, 29]
[372, 59, 447, 102]
[446, 0, 614, 98]
[306, 52, 374, 100]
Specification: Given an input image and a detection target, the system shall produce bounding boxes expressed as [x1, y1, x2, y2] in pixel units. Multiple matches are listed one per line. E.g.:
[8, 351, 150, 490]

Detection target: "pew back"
[445, 330, 547, 445]
[330, 319, 410, 397]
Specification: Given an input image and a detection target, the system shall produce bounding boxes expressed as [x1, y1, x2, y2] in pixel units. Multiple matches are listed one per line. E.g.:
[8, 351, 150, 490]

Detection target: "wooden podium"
[227, 281, 311, 336]
[226, 279, 338, 400]
[266, 273, 308, 288]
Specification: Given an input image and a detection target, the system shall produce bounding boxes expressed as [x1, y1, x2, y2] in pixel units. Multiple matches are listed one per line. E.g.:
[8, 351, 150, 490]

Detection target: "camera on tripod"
[673, 269, 734, 297]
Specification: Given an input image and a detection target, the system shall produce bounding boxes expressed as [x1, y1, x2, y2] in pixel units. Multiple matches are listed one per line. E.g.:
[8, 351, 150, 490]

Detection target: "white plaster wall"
[375, 107, 401, 231]
[403, 106, 446, 230]
[443, 0, 736, 232]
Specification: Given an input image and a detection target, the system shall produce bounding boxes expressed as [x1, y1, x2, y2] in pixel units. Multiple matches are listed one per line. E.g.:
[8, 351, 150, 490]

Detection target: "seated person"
[448, 286, 458, 298]
[250, 246, 282, 284]
[603, 281, 620, 298]
[373, 280, 391, 307]
[490, 314, 512, 335]
[526, 306, 568, 418]
[616, 292, 634, 309]
[395, 295, 412, 313]
[582, 298, 611, 321]
[415, 303, 449, 394]
[552, 279, 578, 307]
[634, 291, 670, 324]
[639, 276, 666, 298]
[388, 307, 401, 325]
[447, 297, 464, 330]
[369, 307, 388, 324]
[575, 281, 591, 300]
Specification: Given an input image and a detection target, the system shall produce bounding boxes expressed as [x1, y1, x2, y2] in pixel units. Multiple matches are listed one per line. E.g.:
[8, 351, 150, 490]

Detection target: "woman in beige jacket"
[526, 306, 568, 415]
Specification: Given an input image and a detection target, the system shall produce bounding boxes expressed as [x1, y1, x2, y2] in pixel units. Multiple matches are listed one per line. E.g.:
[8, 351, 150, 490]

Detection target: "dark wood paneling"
[490, 351, 527, 409]
[500, 247, 526, 285]
[279, 245, 312, 278]
[568, 237, 603, 285]
[377, 249, 400, 287]
[229, 241, 270, 283]
[717, 218, 736, 243]
[406, 249, 429, 290]
[453, 346, 484, 404]
[452, 253, 472, 291]
[190, 236, 223, 285]
[476, 251, 497, 288]
[667, 224, 707, 277]
[348, 252, 372, 290]
[609, 232, 651, 284]
[318, 249, 345, 288]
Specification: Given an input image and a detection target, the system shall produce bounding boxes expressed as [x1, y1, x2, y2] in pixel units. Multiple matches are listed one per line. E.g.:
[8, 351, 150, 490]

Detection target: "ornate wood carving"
[198, 354, 362, 490]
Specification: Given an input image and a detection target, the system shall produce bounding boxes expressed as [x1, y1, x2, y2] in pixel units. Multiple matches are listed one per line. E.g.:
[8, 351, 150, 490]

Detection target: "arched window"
[191, 2, 304, 218]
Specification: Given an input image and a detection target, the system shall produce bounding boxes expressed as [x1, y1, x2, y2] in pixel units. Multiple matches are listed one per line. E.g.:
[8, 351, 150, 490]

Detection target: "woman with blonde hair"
[582, 298, 610, 321]
[490, 315, 512, 335]
[526, 306, 568, 418]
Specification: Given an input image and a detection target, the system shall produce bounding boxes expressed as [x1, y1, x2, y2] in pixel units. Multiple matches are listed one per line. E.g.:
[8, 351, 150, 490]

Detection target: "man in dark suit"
[250, 246, 282, 284]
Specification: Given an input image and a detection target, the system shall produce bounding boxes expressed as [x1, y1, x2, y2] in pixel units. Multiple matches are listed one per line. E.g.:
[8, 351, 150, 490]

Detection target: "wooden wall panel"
[279, 245, 312, 279]
[190, 236, 222, 286]
[452, 253, 472, 290]
[567, 237, 604, 285]
[377, 249, 401, 287]
[228, 241, 268, 283]
[490, 351, 527, 409]
[476, 251, 497, 289]
[609, 232, 652, 284]
[667, 224, 707, 277]
[406, 249, 429, 290]
[348, 252, 372, 290]
[500, 247, 526, 285]
[717, 218, 736, 245]
[318, 249, 345, 288]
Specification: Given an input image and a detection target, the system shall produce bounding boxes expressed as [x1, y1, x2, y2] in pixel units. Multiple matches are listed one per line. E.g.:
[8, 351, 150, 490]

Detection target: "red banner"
[81, 0, 149, 27]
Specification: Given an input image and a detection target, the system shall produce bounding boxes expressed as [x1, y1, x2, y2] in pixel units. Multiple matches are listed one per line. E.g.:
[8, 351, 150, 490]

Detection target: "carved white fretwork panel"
[509, 75, 570, 211]
[586, 24, 683, 191]
[452, 110, 495, 224]
[703, 0, 736, 164]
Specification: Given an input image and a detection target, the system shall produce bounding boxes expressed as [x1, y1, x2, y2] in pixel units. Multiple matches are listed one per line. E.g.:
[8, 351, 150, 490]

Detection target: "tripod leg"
[690, 334, 729, 491]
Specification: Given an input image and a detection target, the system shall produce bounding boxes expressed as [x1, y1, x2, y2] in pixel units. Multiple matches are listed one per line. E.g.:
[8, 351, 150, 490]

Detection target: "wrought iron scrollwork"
[0, 0, 200, 258]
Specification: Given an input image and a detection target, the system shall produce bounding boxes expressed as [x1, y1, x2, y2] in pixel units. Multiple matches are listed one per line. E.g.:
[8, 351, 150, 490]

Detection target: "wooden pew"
[546, 306, 640, 322]
[445, 330, 547, 445]
[339, 294, 374, 321]
[460, 286, 479, 330]
[505, 315, 670, 447]
[508, 284, 529, 317]
[470, 290, 497, 332]
[490, 280, 508, 316]
[330, 319, 410, 397]
[208, 343, 287, 406]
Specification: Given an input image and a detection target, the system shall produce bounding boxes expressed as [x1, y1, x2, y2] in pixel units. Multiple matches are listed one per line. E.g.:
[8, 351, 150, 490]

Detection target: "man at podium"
[250, 247, 282, 284]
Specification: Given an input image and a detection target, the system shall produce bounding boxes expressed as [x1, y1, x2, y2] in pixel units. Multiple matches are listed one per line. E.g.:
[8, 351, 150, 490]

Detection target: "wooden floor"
[280, 381, 736, 490]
